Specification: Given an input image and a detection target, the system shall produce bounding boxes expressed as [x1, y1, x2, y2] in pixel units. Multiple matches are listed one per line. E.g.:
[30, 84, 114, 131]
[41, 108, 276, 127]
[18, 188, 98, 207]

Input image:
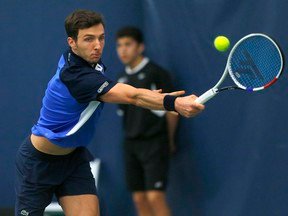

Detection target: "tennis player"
[15, 9, 204, 216]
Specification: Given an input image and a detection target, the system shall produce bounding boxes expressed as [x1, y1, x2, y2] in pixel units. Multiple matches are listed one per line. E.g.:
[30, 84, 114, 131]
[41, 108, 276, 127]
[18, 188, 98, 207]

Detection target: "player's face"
[116, 37, 144, 66]
[68, 24, 105, 64]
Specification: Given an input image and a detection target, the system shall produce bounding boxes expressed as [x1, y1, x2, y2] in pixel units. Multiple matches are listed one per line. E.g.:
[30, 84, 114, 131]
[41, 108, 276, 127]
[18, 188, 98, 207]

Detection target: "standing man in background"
[116, 26, 178, 216]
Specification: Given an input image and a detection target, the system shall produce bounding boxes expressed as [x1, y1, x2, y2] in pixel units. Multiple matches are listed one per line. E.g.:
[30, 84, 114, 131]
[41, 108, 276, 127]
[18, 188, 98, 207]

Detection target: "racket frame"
[195, 33, 283, 104]
[227, 33, 283, 91]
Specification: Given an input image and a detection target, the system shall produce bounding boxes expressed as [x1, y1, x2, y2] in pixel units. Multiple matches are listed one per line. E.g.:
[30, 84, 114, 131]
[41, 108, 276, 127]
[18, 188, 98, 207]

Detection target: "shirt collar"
[125, 57, 149, 75]
[66, 49, 106, 73]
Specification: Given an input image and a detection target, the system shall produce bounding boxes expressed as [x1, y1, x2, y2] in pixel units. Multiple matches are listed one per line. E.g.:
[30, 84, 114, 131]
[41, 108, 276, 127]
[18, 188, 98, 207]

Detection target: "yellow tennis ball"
[214, 36, 230, 52]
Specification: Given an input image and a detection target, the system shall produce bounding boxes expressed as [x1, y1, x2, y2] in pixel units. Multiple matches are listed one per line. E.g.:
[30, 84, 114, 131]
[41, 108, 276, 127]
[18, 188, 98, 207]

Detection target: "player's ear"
[67, 37, 77, 50]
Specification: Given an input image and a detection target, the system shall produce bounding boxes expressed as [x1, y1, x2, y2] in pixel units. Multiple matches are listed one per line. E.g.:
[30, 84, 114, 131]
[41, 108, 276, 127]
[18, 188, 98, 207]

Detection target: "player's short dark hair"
[116, 26, 144, 44]
[65, 9, 105, 40]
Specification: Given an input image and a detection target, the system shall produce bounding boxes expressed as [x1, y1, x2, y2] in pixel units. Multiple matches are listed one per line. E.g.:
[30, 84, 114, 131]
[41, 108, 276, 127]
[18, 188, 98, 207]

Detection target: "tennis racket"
[195, 33, 284, 104]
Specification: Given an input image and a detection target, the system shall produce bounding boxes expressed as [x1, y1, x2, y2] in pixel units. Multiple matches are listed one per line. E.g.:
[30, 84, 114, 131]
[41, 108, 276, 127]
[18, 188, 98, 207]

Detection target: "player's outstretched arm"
[99, 83, 204, 117]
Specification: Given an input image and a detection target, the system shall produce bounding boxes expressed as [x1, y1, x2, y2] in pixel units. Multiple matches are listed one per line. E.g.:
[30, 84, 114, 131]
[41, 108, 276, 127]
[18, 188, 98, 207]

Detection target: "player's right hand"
[175, 94, 205, 118]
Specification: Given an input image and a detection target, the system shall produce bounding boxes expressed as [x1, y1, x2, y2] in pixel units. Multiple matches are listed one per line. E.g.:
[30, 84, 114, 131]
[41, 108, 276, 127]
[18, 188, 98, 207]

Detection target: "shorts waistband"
[22, 136, 79, 161]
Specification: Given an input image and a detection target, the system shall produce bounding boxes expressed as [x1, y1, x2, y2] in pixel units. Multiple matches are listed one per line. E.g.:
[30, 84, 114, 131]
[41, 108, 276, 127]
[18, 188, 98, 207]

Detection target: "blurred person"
[15, 10, 204, 216]
[116, 26, 178, 216]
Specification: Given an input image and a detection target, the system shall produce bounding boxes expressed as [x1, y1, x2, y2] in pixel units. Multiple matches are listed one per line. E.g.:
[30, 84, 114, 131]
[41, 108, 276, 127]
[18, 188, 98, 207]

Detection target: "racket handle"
[195, 88, 218, 104]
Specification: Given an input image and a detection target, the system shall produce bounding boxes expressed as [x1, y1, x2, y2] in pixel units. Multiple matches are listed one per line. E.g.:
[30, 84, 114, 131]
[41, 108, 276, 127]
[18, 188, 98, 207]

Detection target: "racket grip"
[195, 89, 218, 104]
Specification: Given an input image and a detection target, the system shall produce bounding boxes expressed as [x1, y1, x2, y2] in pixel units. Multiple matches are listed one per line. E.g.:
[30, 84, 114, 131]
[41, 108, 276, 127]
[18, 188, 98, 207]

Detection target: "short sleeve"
[60, 66, 117, 103]
[154, 67, 174, 93]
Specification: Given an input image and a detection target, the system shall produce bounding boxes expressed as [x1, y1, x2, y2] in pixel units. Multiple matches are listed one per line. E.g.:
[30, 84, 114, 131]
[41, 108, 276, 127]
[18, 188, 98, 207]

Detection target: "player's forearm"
[132, 88, 188, 111]
[100, 83, 205, 117]
[100, 83, 164, 109]
[133, 88, 165, 110]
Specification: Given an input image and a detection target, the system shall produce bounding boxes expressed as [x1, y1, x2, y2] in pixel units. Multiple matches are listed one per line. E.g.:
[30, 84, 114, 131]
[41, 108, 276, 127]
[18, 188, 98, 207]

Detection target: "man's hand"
[167, 90, 186, 97]
[175, 95, 205, 117]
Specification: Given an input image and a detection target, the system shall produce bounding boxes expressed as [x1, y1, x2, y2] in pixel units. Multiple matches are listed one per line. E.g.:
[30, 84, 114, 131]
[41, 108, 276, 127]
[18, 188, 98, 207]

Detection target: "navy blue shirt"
[117, 60, 174, 139]
[31, 49, 116, 147]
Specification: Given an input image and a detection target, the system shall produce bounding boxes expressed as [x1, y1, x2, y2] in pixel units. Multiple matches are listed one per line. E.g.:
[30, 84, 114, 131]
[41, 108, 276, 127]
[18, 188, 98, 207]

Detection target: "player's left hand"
[167, 90, 186, 97]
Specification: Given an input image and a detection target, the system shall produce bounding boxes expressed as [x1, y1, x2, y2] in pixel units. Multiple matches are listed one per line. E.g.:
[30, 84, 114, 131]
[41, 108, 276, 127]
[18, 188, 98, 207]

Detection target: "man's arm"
[166, 112, 178, 154]
[99, 83, 205, 117]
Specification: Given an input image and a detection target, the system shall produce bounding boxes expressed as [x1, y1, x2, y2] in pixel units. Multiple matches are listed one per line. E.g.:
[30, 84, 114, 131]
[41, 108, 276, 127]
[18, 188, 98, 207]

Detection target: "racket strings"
[228, 35, 282, 90]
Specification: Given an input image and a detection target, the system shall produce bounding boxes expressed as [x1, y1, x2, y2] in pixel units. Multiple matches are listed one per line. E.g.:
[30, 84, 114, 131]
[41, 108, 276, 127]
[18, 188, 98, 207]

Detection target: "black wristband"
[163, 95, 177, 111]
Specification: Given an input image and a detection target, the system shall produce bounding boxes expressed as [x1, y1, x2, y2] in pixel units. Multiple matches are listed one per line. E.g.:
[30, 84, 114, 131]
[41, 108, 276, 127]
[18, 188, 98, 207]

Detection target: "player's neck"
[128, 55, 144, 69]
